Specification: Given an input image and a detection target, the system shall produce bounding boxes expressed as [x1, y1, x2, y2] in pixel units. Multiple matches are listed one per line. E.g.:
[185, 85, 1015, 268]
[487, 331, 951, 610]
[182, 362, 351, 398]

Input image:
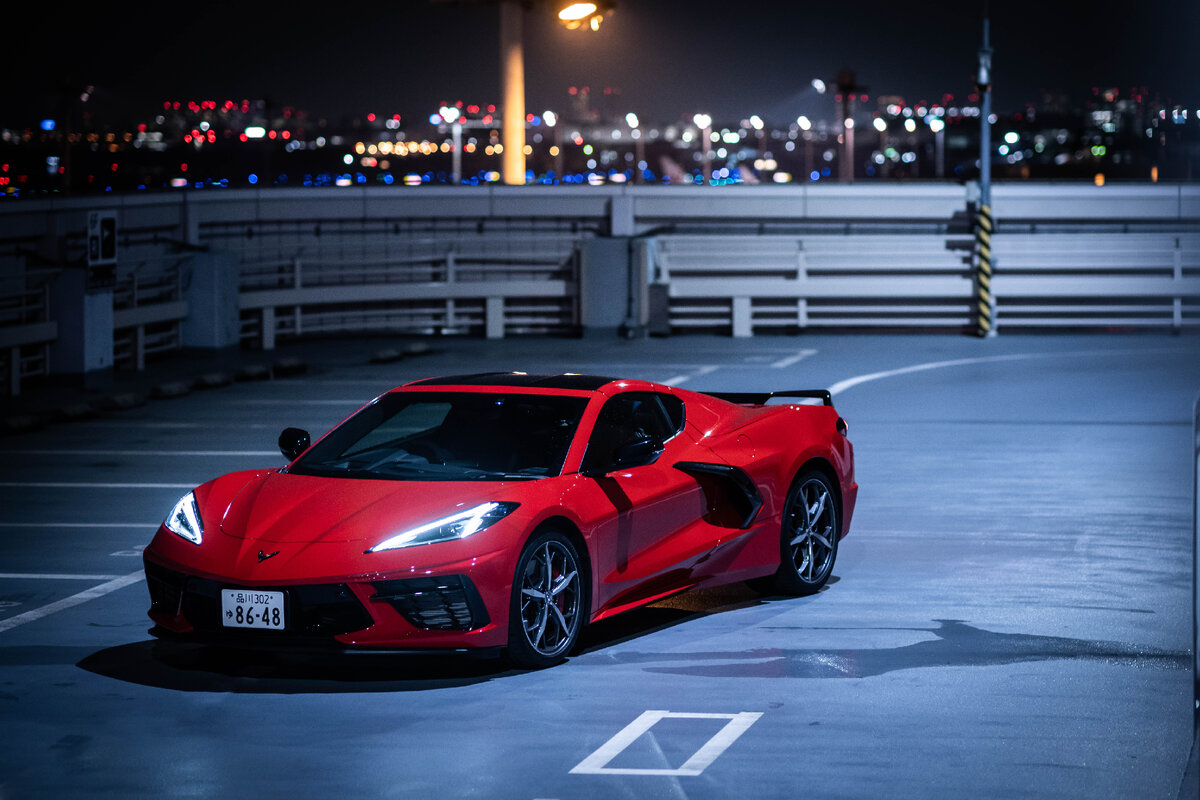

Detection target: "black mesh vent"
[370, 575, 490, 631]
[144, 559, 374, 640]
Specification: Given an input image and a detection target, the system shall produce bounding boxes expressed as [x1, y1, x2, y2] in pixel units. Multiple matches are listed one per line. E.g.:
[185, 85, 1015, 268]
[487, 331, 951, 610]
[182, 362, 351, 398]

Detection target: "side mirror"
[611, 434, 664, 471]
[278, 427, 311, 461]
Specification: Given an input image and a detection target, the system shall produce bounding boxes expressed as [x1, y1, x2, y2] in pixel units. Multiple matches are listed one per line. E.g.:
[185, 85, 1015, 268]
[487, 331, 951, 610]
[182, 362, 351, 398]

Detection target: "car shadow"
[73, 579, 828, 692]
[576, 579, 822, 654]
[75, 638, 520, 693]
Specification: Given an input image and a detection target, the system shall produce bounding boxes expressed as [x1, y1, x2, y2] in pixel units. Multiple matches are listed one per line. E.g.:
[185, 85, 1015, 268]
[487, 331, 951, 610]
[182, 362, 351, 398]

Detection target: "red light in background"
[487, 104, 495, 112]
[111, 163, 118, 172]
[367, 113, 376, 122]
[281, 130, 290, 140]
[183, 134, 192, 143]
[268, 130, 277, 139]
[467, 105, 479, 114]
[240, 133, 248, 142]
[181, 163, 188, 171]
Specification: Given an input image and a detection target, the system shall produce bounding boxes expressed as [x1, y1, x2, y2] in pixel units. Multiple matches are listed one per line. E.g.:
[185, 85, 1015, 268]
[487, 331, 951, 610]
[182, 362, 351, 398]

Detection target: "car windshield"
[288, 391, 589, 481]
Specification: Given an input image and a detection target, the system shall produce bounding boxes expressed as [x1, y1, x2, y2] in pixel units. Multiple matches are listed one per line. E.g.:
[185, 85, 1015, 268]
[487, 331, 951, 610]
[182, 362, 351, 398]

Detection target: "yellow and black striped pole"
[974, 204, 994, 337]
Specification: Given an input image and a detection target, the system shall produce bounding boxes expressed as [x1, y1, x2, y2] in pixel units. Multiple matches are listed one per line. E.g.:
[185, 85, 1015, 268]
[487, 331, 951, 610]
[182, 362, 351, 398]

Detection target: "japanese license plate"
[220, 589, 285, 630]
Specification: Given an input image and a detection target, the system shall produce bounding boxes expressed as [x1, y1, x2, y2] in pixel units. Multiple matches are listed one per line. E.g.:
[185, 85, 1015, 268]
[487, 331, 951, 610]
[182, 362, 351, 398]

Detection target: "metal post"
[978, 17, 993, 210]
[974, 16, 996, 338]
[1193, 394, 1199, 733]
[500, 1, 526, 185]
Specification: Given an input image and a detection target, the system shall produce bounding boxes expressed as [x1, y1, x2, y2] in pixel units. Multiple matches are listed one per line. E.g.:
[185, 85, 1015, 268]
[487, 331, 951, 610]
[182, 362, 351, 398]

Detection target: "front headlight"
[368, 501, 519, 553]
[165, 491, 203, 545]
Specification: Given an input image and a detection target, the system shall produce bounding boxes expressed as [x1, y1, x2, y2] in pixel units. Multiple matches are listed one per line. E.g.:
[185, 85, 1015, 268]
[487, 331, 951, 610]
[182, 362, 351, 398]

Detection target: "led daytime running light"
[165, 491, 203, 545]
[369, 501, 518, 553]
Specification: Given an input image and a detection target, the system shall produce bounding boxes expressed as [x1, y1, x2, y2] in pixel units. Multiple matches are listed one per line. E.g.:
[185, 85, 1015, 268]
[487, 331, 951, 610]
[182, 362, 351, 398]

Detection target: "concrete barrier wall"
[1, 183, 1197, 392]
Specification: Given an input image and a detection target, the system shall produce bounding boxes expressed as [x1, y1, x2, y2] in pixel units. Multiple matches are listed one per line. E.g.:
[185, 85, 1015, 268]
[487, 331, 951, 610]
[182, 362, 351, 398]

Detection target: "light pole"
[626, 112, 644, 183]
[494, 1, 612, 186]
[977, 18, 993, 208]
[797, 115, 814, 179]
[440, 105, 463, 184]
[835, 69, 867, 182]
[929, 116, 945, 178]
[693, 113, 713, 182]
[499, 1, 525, 185]
[974, 15, 995, 337]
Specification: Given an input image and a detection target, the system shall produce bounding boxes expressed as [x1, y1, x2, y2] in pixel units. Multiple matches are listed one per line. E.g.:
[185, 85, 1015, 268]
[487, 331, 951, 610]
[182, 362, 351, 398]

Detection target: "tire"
[507, 530, 586, 669]
[755, 469, 839, 596]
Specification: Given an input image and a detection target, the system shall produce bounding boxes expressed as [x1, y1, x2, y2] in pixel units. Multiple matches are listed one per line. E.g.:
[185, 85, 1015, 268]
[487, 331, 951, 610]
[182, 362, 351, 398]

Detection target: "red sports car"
[144, 373, 857, 668]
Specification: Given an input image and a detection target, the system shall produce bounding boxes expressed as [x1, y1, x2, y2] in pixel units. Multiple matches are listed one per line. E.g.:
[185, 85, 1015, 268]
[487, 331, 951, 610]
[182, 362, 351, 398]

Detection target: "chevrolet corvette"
[144, 373, 857, 668]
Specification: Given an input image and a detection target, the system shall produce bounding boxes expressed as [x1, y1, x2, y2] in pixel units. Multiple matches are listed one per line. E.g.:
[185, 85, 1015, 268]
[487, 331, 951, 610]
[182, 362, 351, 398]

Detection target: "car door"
[582, 391, 711, 607]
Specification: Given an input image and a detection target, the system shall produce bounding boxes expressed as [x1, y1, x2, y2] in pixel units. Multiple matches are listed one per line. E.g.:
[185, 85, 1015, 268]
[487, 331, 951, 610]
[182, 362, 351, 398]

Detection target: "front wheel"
[755, 470, 839, 596]
[507, 530, 586, 669]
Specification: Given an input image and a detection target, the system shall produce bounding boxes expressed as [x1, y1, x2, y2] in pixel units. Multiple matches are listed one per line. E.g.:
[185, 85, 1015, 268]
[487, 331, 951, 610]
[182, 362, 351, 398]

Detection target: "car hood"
[214, 470, 513, 545]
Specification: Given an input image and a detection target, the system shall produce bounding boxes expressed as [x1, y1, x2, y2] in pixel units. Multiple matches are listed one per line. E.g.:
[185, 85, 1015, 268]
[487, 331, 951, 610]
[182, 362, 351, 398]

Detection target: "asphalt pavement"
[1, 331, 1198, 799]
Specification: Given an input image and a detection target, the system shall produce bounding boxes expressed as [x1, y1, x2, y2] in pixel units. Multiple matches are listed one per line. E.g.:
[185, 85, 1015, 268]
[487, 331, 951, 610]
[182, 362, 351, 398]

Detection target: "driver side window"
[581, 392, 677, 474]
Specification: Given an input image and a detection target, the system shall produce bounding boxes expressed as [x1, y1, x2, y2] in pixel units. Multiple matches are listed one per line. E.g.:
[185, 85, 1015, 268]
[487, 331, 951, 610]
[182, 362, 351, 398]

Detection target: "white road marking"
[570, 710, 762, 776]
[827, 347, 1188, 397]
[771, 348, 818, 369]
[4, 450, 278, 457]
[0, 573, 127, 580]
[234, 400, 364, 406]
[0, 482, 198, 489]
[0, 571, 144, 633]
[661, 365, 718, 386]
[0, 523, 159, 528]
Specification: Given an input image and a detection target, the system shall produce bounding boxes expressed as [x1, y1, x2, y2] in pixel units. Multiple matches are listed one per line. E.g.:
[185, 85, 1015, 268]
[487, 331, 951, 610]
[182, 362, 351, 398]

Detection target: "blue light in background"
[40, 120, 55, 131]
[248, 174, 258, 185]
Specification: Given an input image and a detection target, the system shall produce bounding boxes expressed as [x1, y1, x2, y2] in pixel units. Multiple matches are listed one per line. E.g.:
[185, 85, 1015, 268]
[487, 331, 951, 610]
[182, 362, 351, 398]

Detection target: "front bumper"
[144, 556, 505, 650]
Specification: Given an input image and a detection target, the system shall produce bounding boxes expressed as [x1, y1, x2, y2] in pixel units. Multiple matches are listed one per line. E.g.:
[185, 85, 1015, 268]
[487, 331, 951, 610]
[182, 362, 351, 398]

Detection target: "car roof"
[403, 372, 620, 391]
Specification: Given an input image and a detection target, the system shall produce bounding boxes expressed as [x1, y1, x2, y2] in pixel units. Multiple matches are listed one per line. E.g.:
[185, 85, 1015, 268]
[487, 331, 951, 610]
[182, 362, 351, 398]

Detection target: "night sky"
[7, 0, 1197, 128]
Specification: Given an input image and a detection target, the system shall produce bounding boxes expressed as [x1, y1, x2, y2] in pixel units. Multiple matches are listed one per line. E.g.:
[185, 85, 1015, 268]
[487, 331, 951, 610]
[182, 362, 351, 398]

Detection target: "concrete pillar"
[182, 251, 240, 352]
[49, 267, 113, 387]
[581, 237, 641, 338]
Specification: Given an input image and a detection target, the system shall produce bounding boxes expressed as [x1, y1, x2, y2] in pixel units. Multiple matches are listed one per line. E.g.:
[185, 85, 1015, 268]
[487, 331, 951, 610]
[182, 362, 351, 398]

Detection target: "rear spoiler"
[701, 389, 833, 407]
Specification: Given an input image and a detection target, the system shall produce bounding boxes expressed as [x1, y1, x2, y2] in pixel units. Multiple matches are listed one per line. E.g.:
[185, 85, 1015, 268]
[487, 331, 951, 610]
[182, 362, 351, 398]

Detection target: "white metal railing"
[0, 270, 58, 395]
[647, 231, 1200, 334]
[238, 240, 579, 348]
[112, 256, 187, 370]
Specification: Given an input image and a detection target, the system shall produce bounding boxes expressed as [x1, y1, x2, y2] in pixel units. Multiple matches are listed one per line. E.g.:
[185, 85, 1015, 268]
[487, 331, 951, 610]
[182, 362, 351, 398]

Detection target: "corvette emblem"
[258, 549, 280, 563]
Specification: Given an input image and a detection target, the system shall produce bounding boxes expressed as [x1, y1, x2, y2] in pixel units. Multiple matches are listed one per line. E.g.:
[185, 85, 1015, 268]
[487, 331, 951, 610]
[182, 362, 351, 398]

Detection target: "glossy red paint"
[143, 374, 857, 662]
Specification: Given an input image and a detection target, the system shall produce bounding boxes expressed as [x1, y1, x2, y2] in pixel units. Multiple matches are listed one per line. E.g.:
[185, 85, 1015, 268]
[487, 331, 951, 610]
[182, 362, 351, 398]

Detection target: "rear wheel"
[754, 469, 839, 596]
[507, 530, 585, 669]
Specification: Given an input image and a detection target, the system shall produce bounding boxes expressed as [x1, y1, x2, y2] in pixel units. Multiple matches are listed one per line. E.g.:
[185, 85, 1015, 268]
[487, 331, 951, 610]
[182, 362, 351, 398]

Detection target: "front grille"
[144, 560, 374, 639]
[370, 575, 490, 631]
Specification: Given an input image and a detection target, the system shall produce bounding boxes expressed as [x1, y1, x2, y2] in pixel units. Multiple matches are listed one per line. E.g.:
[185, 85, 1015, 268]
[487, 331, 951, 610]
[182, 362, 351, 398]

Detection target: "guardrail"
[112, 256, 188, 371]
[0, 270, 58, 395]
[1, 184, 1197, 394]
[646, 230, 1200, 335]
[237, 234, 581, 347]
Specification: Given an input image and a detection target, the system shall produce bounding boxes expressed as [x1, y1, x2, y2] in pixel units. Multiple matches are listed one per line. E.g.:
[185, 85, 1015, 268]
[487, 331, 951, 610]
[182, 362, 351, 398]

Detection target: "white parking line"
[0, 482, 198, 489]
[570, 710, 762, 776]
[4, 450, 278, 457]
[0, 573, 127, 580]
[771, 349, 818, 369]
[0, 523, 159, 528]
[661, 365, 718, 386]
[0, 571, 144, 633]
[827, 346, 1188, 397]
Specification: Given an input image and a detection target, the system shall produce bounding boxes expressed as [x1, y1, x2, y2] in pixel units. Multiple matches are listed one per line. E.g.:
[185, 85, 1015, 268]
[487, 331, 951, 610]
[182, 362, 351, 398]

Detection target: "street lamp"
[439, 105, 463, 184]
[494, 1, 613, 185]
[558, 1, 607, 30]
[693, 113, 713, 181]
[626, 112, 645, 183]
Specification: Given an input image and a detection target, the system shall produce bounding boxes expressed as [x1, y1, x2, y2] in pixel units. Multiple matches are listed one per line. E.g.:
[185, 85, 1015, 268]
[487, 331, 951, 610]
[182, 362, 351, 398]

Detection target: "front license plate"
[220, 589, 286, 630]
